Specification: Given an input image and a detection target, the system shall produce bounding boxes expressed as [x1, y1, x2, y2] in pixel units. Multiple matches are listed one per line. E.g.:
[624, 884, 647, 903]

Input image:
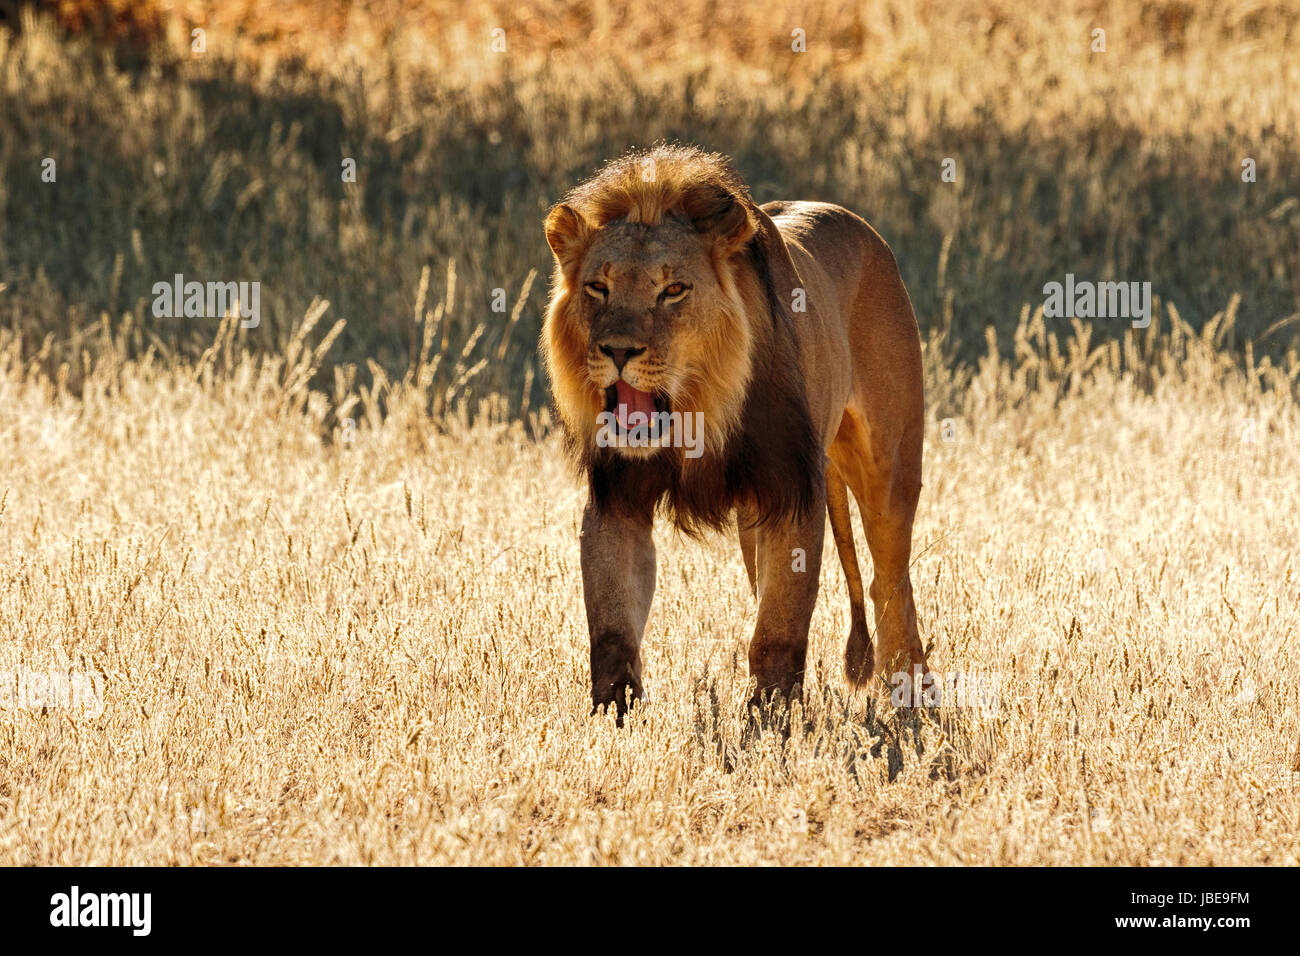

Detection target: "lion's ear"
[544, 203, 593, 271]
[680, 184, 756, 255]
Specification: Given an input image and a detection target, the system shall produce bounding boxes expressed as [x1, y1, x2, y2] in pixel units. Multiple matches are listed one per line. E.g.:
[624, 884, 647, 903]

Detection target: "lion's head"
[541, 145, 822, 533]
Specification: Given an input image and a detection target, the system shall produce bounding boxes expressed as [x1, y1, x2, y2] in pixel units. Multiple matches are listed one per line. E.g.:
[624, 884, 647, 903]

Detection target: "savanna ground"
[0, 0, 1298, 864]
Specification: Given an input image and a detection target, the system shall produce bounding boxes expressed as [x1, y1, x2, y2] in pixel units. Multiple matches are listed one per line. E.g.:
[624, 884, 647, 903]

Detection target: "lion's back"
[760, 199, 921, 418]
[761, 200, 900, 291]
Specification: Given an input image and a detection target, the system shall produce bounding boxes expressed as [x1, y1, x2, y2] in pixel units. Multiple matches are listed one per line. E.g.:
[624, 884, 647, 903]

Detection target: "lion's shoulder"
[762, 200, 898, 279]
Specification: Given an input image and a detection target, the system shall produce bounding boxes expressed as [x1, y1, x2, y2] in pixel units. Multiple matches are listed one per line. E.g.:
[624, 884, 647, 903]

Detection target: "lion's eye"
[660, 282, 689, 301]
[584, 281, 608, 299]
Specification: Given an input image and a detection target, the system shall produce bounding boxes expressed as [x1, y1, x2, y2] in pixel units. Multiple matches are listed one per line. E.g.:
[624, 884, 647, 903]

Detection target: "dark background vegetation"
[2, 0, 1297, 414]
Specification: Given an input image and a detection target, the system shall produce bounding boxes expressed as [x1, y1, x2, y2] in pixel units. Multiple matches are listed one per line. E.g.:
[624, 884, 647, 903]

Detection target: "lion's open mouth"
[605, 381, 670, 436]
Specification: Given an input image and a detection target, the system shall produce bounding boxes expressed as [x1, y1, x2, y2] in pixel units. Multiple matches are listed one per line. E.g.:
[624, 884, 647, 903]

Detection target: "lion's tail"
[827, 466, 874, 686]
[844, 617, 874, 687]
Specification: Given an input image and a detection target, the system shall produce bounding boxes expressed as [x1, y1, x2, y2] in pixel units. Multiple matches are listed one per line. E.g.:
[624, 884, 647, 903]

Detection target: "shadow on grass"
[693, 667, 998, 785]
[3, 37, 1296, 410]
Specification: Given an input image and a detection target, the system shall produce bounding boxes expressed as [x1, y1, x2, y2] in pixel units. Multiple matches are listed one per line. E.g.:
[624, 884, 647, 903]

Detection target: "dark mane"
[563, 147, 822, 534]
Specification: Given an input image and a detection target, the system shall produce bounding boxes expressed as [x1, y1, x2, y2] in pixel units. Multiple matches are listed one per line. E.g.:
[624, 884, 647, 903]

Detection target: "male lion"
[542, 145, 928, 720]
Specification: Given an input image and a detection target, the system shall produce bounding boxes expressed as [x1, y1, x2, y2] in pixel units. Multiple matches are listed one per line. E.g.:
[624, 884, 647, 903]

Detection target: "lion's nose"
[598, 343, 647, 372]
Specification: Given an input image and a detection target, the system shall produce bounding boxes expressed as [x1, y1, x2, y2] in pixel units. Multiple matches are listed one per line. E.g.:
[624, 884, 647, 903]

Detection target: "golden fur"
[541, 145, 929, 717]
[543, 149, 761, 467]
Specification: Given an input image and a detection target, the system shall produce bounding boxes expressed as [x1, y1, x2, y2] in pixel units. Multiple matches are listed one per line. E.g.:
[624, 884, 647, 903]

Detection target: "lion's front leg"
[581, 498, 656, 724]
[746, 484, 826, 710]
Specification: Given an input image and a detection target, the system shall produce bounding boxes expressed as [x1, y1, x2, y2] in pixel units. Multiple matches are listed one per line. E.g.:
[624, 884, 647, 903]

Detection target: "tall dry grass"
[0, 299, 1296, 864]
[1, 0, 1297, 866]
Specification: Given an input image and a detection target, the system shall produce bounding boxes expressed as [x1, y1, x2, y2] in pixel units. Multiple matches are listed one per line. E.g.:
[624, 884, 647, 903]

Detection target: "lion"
[541, 145, 928, 720]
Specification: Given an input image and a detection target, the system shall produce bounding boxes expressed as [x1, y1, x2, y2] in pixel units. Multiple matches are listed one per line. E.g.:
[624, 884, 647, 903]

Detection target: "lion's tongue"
[615, 380, 655, 429]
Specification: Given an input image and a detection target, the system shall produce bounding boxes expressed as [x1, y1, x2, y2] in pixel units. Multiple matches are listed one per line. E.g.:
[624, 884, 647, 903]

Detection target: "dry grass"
[2, 0, 1298, 866]
[1, 297, 1297, 865]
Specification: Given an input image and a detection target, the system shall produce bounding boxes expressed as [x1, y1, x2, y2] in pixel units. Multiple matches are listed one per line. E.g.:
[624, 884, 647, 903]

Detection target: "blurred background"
[1, 0, 1297, 418]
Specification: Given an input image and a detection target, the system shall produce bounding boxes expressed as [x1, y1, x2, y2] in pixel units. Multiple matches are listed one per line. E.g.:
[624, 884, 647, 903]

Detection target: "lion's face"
[540, 146, 824, 533]
[572, 216, 752, 455]
[543, 188, 757, 461]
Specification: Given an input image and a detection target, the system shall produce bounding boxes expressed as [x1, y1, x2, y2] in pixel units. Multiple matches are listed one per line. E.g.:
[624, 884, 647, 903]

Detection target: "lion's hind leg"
[830, 407, 928, 684]
[827, 463, 873, 686]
